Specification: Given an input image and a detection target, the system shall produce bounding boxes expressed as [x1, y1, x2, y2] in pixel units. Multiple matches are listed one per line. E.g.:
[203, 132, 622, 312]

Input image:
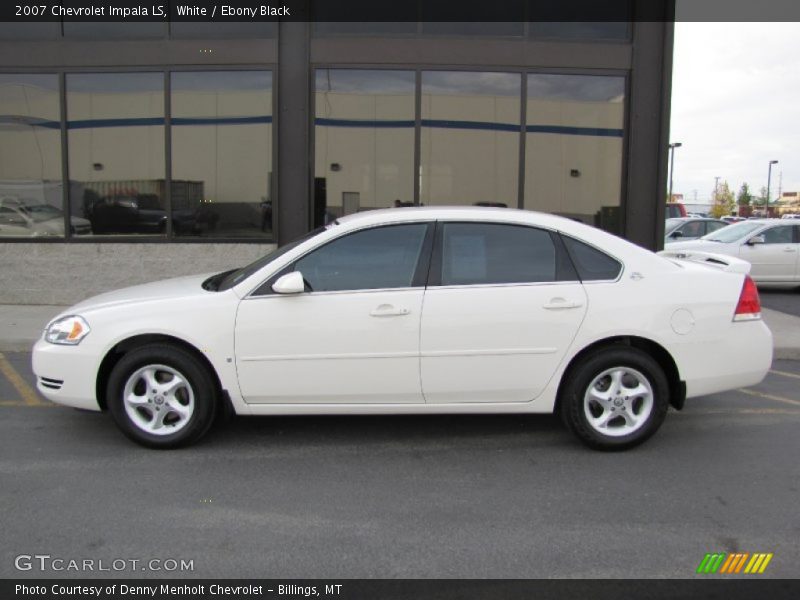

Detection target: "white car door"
[420, 222, 591, 404]
[740, 224, 798, 282]
[235, 222, 433, 404]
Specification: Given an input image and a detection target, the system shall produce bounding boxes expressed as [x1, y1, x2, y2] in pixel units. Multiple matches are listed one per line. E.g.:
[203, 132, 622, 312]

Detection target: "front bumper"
[31, 338, 102, 411]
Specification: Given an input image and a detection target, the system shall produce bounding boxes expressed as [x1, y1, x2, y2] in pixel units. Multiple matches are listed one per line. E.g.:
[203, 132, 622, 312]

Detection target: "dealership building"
[0, 4, 674, 304]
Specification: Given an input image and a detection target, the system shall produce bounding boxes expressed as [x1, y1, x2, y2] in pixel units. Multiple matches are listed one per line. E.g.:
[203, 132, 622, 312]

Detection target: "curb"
[774, 348, 800, 361]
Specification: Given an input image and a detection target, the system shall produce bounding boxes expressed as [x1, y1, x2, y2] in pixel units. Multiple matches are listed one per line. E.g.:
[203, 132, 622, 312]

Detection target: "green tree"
[754, 186, 768, 206]
[737, 183, 752, 207]
[710, 180, 735, 218]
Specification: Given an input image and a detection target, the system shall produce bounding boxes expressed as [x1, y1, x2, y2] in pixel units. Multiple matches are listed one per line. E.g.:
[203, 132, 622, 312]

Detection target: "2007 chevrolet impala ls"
[32, 207, 773, 450]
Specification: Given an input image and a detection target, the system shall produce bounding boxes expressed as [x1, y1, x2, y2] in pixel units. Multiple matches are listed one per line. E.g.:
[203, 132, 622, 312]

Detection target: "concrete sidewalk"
[2, 302, 799, 359]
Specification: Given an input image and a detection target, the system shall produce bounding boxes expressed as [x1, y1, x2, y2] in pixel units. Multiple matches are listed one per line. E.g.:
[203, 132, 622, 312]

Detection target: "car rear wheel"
[107, 344, 217, 449]
[560, 347, 669, 450]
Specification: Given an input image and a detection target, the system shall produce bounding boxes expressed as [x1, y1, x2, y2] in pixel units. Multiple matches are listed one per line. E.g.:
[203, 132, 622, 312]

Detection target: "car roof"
[335, 206, 584, 230]
[667, 217, 720, 223]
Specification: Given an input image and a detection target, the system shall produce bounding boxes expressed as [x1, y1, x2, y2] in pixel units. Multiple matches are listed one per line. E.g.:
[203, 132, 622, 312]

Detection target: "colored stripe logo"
[697, 552, 773, 574]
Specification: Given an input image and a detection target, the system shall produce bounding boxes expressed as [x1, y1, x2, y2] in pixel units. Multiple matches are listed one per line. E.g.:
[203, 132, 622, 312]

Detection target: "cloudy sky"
[670, 21, 800, 204]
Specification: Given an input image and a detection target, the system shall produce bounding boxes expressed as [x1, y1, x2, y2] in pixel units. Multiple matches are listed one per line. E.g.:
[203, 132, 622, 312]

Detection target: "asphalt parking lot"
[1, 351, 799, 579]
[760, 287, 800, 318]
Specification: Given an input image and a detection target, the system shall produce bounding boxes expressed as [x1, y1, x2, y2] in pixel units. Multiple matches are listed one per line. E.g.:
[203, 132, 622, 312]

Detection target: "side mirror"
[272, 271, 305, 294]
[746, 235, 765, 246]
[670, 230, 683, 239]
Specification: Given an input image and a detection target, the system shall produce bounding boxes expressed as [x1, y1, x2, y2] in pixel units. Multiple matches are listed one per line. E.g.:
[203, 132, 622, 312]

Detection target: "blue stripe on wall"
[316, 117, 414, 129]
[4, 114, 622, 138]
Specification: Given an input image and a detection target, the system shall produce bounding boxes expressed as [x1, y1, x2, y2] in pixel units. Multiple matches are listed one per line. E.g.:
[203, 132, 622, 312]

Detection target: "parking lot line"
[769, 368, 800, 380]
[0, 352, 44, 406]
[737, 387, 800, 407]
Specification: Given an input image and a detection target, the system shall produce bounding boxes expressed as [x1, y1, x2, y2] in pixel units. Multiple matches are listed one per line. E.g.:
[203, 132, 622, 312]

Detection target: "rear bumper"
[676, 319, 773, 398]
[31, 338, 102, 411]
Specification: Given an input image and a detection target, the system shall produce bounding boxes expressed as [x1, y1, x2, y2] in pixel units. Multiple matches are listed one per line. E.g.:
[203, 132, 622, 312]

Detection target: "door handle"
[783, 248, 797, 253]
[543, 298, 584, 310]
[370, 304, 411, 317]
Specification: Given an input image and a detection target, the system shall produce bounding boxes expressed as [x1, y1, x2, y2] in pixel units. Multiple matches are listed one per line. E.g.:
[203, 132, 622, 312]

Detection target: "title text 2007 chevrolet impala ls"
[32, 207, 772, 449]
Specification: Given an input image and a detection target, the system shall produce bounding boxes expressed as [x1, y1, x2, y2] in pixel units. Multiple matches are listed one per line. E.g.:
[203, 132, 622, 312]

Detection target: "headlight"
[45, 315, 91, 345]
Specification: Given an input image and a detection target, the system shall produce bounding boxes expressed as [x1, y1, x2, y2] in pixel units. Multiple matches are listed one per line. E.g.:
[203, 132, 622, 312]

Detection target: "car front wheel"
[560, 347, 669, 450]
[107, 344, 218, 449]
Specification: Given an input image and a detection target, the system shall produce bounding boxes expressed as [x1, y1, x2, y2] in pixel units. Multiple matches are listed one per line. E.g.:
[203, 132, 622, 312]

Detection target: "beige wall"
[315, 90, 623, 218]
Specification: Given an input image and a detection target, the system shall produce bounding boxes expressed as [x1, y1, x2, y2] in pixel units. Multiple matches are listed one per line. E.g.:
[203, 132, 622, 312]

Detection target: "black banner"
[3, 579, 800, 600]
[3, 0, 800, 23]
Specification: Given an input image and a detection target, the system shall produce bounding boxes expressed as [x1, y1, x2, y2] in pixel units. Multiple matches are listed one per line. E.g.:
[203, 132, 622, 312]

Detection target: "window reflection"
[171, 71, 273, 238]
[314, 69, 415, 225]
[528, 22, 630, 42]
[67, 73, 166, 236]
[0, 74, 67, 238]
[420, 71, 520, 207]
[63, 22, 168, 40]
[524, 74, 624, 233]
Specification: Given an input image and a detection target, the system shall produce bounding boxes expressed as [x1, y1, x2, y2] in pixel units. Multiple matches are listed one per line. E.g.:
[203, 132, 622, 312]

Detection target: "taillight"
[733, 275, 761, 321]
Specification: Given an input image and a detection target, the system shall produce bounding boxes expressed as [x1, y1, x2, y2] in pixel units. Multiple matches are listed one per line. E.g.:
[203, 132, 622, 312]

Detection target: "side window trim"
[427, 221, 572, 288]
[251, 222, 435, 297]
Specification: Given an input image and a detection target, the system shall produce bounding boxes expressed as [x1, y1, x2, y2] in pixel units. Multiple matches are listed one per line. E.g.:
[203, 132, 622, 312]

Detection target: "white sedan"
[667, 219, 800, 286]
[32, 207, 772, 450]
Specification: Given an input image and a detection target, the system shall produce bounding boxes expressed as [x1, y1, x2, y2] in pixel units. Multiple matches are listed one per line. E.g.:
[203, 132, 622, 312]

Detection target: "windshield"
[702, 221, 763, 243]
[19, 204, 62, 222]
[664, 219, 684, 235]
[216, 225, 331, 291]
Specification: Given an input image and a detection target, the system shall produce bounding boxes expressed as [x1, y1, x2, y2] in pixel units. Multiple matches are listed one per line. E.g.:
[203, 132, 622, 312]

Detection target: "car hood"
[63, 273, 219, 316]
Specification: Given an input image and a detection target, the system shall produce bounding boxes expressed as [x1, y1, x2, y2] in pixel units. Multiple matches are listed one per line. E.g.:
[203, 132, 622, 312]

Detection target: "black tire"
[559, 346, 669, 451]
[107, 344, 218, 449]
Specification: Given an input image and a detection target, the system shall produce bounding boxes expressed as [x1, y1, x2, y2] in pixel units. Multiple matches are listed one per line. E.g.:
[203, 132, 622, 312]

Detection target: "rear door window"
[561, 236, 622, 281]
[437, 223, 558, 286]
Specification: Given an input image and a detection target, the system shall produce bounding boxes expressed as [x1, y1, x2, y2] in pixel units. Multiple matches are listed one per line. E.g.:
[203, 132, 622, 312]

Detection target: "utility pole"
[767, 160, 779, 210]
[668, 142, 682, 203]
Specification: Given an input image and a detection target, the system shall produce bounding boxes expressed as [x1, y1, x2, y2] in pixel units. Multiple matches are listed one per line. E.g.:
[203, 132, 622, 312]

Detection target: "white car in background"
[0, 197, 92, 237]
[32, 208, 772, 450]
[667, 219, 800, 286]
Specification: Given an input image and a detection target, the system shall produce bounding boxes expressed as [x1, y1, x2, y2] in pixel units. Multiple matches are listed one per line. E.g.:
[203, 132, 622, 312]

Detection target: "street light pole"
[767, 160, 779, 213]
[668, 142, 682, 203]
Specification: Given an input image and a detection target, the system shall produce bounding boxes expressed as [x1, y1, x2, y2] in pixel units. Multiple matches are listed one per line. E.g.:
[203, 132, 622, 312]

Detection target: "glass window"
[0, 74, 65, 238]
[421, 23, 524, 36]
[562, 235, 621, 281]
[313, 22, 417, 36]
[761, 226, 793, 244]
[0, 23, 61, 40]
[524, 74, 625, 234]
[679, 220, 705, 239]
[706, 221, 727, 234]
[171, 23, 277, 38]
[528, 22, 630, 42]
[63, 23, 168, 39]
[527, 0, 631, 41]
[171, 71, 273, 238]
[294, 224, 428, 292]
[314, 69, 415, 225]
[705, 221, 761, 243]
[439, 223, 556, 286]
[67, 73, 165, 236]
[421, 71, 521, 207]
